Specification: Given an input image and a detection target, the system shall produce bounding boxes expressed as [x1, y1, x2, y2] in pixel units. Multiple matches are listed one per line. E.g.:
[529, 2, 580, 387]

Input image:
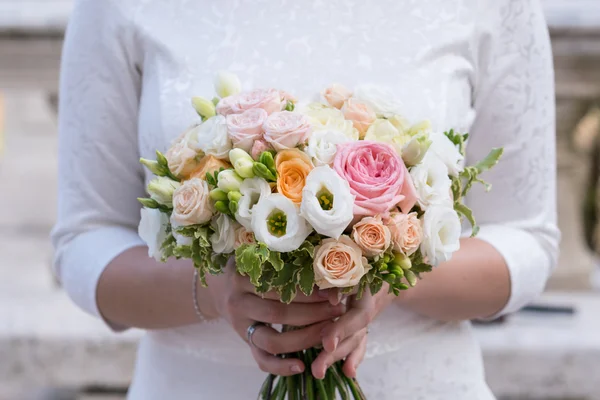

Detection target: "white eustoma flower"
[420, 205, 461, 266]
[353, 85, 403, 118]
[428, 132, 464, 177]
[300, 166, 354, 238]
[138, 208, 169, 261]
[170, 216, 193, 247]
[305, 129, 352, 166]
[251, 193, 312, 252]
[191, 115, 232, 159]
[235, 177, 272, 230]
[410, 153, 453, 209]
[211, 213, 238, 254]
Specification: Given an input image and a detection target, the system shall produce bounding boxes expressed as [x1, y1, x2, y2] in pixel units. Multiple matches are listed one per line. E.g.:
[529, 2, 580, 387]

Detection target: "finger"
[239, 294, 346, 325]
[250, 344, 305, 376]
[236, 276, 329, 304]
[251, 321, 331, 355]
[320, 306, 371, 353]
[311, 329, 367, 380]
[342, 335, 367, 378]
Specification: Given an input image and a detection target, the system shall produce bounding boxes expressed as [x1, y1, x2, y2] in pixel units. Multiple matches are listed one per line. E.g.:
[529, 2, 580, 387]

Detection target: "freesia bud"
[227, 191, 242, 203]
[191, 96, 216, 120]
[210, 188, 229, 202]
[140, 158, 165, 176]
[393, 253, 412, 270]
[214, 71, 242, 98]
[214, 201, 230, 215]
[229, 148, 255, 178]
[138, 197, 159, 209]
[401, 133, 432, 166]
[147, 177, 181, 207]
[217, 169, 243, 192]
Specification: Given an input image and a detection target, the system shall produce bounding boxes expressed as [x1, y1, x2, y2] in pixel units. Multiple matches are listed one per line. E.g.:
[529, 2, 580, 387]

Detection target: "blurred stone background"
[1, 1, 600, 399]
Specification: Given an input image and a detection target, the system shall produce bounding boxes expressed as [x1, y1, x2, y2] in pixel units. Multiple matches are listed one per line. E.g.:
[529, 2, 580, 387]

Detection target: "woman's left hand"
[311, 284, 396, 379]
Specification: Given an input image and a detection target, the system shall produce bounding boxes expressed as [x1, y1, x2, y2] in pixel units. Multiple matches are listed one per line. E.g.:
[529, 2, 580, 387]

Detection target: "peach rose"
[263, 111, 312, 151]
[234, 226, 256, 247]
[189, 155, 231, 181]
[322, 84, 352, 109]
[171, 178, 214, 226]
[275, 149, 314, 204]
[313, 236, 370, 289]
[165, 127, 203, 179]
[342, 98, 376, 138]
[385, 211, 423, 256]
[351, 216, 392, 257]
[226, 108, 268, 153]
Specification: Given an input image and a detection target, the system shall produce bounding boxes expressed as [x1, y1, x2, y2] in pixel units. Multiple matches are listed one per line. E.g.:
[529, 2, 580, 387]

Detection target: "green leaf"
[272, 263, 296, 286]
[205, 172, 216, 187]
[279, 282, 297, 304]
[451, 176, 462, 204]
[255, 268, 275, 294]
[369, 277, 384, 295]
[268, 251, 284, 271]
[411, 263, 433, 274]
[474, 148, 504, 173]
[298, 266, 315, 296]
[454, 202, 479, 236]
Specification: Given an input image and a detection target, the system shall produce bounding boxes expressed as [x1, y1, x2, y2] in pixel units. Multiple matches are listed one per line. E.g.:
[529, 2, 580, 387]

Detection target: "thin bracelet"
[192, 269, 206, 323]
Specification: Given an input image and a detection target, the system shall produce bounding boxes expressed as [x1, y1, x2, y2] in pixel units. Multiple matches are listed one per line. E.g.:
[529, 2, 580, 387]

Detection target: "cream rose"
[234, 226, 256, 247]
[351, 216, 392, 257]
[313, 236, 370, 289]
[321, 84, 353, 109]
[165, 127, 203, 179]
[420, 206, 461, 266]
[342, 98, 376, 138]
[385, 212, 423, 256]
[226, 108, 268, 153]
[171, 178, 214, 226]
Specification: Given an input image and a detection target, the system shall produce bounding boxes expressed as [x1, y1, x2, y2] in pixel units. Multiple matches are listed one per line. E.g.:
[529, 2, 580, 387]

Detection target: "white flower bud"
[402, 133, 432, 166]
[191, 96, 216, 120]
[229, 148, 255, 178]
[217, 169, 243, 193]
[214, 71, 242, 99]
[147, 177, 181, 207]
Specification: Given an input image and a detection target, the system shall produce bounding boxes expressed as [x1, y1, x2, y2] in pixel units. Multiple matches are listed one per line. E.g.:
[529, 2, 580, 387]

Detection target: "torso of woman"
[59, 0, 554, 398]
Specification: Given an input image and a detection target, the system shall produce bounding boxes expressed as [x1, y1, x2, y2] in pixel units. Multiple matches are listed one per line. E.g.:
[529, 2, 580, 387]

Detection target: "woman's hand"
[312, 285, 395, 379]
[205, 259, 346, 376]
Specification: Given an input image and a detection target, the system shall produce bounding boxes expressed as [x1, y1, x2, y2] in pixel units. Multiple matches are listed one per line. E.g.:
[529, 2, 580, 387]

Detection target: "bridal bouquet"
[138, 72, 502, 399]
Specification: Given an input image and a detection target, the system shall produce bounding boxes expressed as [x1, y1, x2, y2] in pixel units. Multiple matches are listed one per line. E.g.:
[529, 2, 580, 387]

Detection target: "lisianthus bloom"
[138, 208, 169, 262]
[385, 211, 423, 256]
[275, 149, 314, 204]
[251, 193, 312, 252]
[333, 141, 417, 216]
[305, 129, 352, 167]
[342, 98, 376, 138]
[300, 166, 354, 239]
[226, 108, 268, 153]
[211, 213, 238, 254]
[171, 178, 214, 226]
[313, 236, 370, 289]
[263, 111, 312, 151]
[410, 153, 453, 209]
[428, 132, 464, 177]
[351, 216, 391, 257]
[420, 206, 461, 266]
[235, 177, 272, 230]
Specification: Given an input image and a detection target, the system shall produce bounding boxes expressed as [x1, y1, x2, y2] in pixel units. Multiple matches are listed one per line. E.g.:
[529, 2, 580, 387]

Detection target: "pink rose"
[231, 88, 282, 115]
[250, 139, 272, 160]
[352, 216, 391, 257]
[322, 84, 353, 109]
[234, 226, 256, 247]
[216, 96, 236, 116]
[385, 212, 423, 256]
[226, 108, 268, 153]
[333, 141, 417, 216]
[263, 111, 312, 151]
[342, 98, 376, 138]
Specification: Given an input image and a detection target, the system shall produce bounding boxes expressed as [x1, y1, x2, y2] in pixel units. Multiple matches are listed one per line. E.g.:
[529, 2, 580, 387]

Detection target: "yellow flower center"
[267, 209, 287, 237]
[317, 187, 334, 211]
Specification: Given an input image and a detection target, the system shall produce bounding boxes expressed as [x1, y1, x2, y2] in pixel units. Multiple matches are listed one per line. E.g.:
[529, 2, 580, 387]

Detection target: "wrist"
[194, 272, 220, 320]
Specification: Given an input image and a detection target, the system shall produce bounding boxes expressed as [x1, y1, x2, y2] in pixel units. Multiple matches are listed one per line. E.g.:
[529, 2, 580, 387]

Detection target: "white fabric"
[51, 0, 560, 398]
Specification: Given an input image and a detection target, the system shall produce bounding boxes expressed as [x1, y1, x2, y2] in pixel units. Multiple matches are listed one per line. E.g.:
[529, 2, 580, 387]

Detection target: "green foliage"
[284, 100, 295, 112]
[455, 202, 479, 236]
[444, 129, 469, 156]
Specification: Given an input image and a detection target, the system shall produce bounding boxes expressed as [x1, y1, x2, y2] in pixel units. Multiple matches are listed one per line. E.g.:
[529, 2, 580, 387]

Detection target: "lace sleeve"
[466, 0, 561, 317]
[50, 0, 144, 328]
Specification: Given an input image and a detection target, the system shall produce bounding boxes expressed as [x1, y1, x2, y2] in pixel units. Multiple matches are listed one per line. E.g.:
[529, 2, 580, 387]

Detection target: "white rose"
[353, 85, 403, 118]
[429, 132, 464, 177]
[170, 217, 194, 247]
[210, 213, 238, 254]
[300, 166, 354, 238]
[172, 178, 214, 226]
[191, 115, 232, 159]
[235, 177, 272, 230]
[305, 129, 352, 166]
[251, 193, 312, 252]
[420, 205, 461, 266]
[410, 153, 452, 209]
[138, 208, 169, 261]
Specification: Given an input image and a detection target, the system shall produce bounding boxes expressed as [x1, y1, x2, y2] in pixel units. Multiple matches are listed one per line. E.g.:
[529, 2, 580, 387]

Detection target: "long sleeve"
[50, 0, 145, 326]
[466, 0, 560, 317]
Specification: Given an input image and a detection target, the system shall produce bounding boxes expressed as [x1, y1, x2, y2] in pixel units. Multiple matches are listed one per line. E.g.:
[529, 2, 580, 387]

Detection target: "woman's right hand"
[204, 258, 346, 376]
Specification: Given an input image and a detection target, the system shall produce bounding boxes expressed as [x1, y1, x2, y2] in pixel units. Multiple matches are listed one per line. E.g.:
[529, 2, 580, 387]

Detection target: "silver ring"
[246, 322, 266, 346]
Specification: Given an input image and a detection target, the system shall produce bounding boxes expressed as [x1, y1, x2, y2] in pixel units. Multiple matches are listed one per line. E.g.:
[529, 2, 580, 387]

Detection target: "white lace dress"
[51, 0, 560, 399]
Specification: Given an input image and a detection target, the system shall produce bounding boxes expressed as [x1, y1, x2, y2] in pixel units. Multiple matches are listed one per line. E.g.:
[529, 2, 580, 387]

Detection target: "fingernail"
[291, 365, 303, 373]
[333, 337, 339, 350]
[318, 290, 329, 299]
[337, 291, 343, 303]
